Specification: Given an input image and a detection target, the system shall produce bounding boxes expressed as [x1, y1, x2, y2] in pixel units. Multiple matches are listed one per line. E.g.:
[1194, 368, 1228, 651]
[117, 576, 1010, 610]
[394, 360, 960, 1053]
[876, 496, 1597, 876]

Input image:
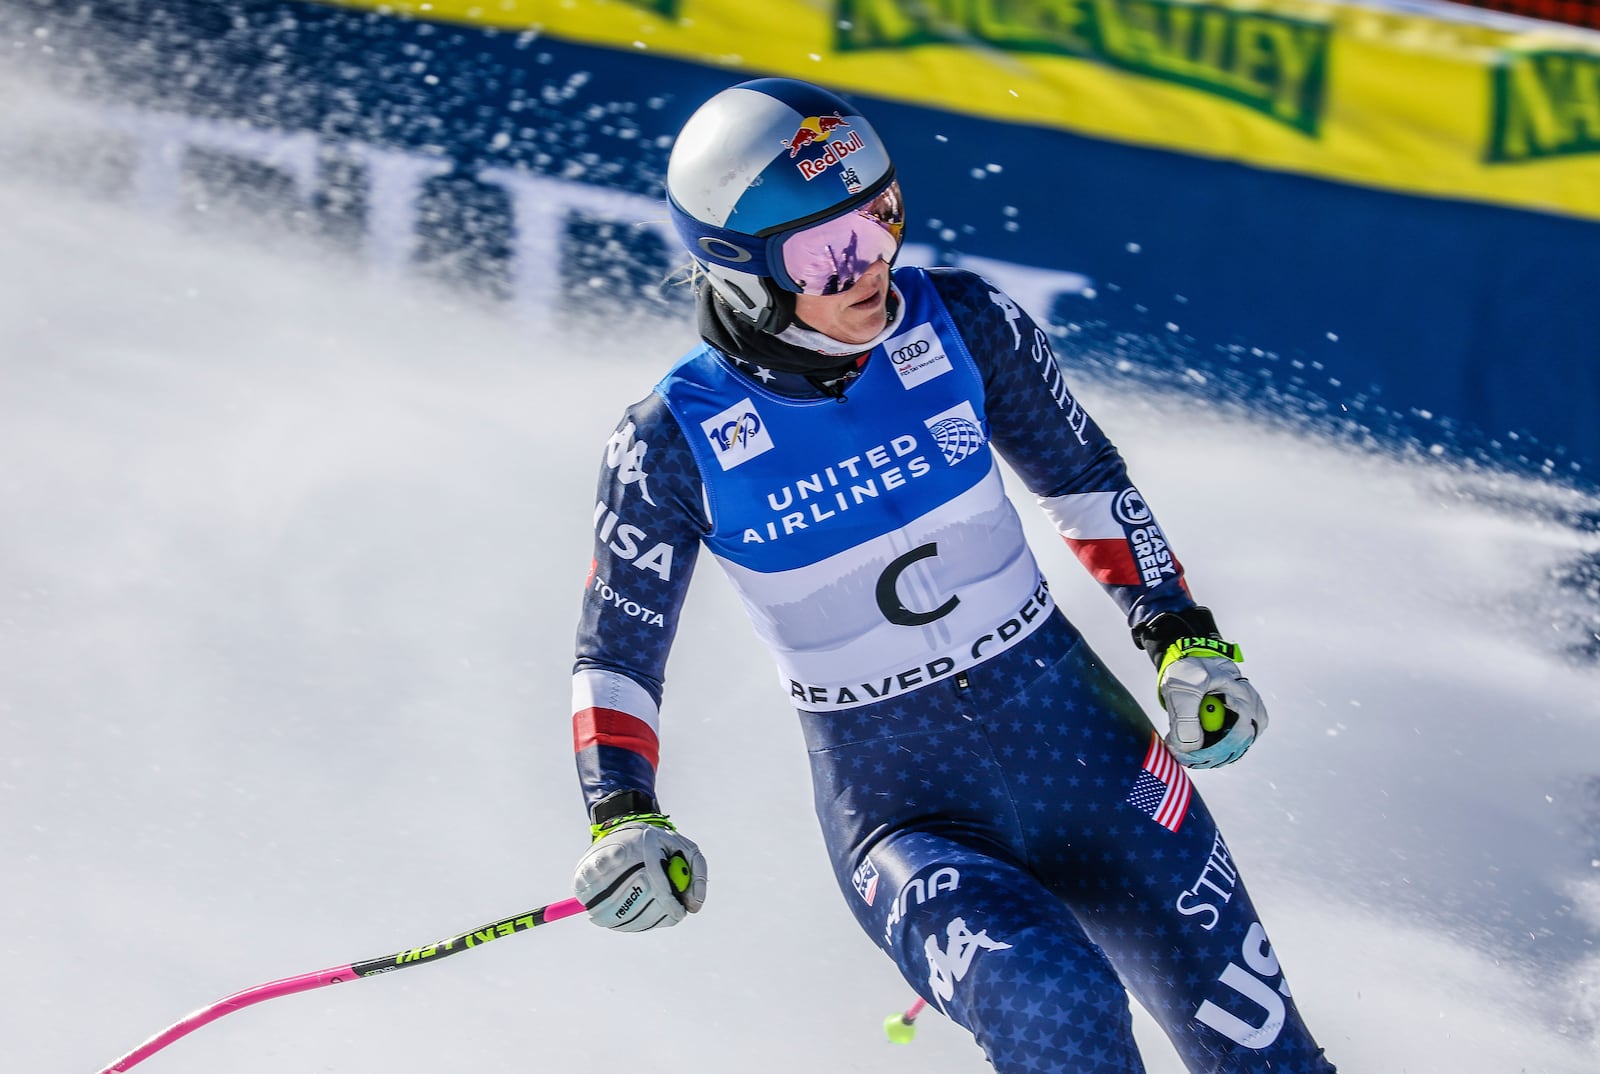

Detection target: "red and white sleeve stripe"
[571, 667, 661, 770]
[1038, 490, 1146, 587]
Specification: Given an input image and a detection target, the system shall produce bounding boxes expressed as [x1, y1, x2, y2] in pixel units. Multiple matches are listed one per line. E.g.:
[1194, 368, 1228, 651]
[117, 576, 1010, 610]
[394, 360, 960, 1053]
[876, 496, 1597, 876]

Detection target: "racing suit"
[571, 265, 1333, 1072]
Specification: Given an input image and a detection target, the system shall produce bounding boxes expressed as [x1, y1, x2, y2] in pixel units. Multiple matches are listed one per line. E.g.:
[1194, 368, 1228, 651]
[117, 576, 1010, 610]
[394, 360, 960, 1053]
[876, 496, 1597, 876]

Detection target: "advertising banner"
[328, 0, 1600, 222]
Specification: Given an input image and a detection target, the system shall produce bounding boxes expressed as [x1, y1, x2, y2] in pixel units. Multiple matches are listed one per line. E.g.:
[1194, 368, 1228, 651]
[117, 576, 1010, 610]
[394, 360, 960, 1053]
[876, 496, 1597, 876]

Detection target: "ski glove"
[573, 791, 707, 933]
[1132, 607, 1267, 769]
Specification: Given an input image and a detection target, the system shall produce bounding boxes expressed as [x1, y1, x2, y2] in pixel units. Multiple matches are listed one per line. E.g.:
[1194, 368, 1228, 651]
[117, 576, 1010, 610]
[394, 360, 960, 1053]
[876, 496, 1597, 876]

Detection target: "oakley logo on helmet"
[701, 397, 775, 470]
[697, 236, 753, 264]
[782, 113, 850, 158]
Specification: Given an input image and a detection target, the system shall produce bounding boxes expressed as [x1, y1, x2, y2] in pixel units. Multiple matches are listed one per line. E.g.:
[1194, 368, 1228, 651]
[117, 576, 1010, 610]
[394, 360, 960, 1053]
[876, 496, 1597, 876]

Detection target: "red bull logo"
[782, 113, 850, 158]
[795, 130, 865, 181]
[781, 113, 868, 181]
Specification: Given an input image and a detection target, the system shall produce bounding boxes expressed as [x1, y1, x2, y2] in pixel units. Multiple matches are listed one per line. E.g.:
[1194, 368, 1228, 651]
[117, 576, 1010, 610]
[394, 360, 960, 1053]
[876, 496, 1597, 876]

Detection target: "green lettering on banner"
[838, 0, 940, 50]
[1489, 51, 1600, 163]
[835, 0, 1330, 135]
[620, 0, 678, 15]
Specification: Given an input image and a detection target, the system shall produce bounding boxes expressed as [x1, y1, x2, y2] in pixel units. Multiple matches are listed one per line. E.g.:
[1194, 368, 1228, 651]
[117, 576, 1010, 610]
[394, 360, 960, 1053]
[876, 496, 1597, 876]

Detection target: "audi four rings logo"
[891, 340, 931, 364]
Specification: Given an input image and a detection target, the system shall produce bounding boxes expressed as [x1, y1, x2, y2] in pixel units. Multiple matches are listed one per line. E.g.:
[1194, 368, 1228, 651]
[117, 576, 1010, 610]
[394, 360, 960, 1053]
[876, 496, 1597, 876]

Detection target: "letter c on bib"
[876, 543, 960, 627]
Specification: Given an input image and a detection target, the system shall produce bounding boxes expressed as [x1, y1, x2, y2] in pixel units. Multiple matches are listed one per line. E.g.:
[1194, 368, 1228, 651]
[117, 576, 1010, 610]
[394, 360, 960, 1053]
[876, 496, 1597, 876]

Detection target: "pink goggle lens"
[777, 182, 905, 296]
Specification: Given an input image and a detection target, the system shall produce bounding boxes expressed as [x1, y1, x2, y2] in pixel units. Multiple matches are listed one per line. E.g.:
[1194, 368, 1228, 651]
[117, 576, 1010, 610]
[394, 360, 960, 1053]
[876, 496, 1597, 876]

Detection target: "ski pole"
[94, 896, 585, 1074]
[883, 996, 928, 1043]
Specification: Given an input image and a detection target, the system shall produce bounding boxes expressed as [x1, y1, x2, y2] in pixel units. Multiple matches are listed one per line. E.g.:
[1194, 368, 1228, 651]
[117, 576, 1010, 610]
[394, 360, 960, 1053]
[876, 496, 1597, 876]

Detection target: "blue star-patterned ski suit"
[571, 265, 1335, 1072]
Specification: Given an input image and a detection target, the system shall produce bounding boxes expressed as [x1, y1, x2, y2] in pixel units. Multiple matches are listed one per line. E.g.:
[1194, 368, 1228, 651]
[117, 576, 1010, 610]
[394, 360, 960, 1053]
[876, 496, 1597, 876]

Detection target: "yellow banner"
[329, 0, 1600, 221]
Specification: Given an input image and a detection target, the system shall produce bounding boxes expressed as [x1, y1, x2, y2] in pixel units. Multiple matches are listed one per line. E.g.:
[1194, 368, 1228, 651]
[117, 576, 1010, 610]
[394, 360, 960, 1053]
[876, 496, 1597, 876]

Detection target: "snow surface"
[3, 106, 1599, 1074]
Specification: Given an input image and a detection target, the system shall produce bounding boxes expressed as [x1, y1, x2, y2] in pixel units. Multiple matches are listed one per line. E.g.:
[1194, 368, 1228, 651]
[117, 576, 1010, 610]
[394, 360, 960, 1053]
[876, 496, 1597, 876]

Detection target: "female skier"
[567, 77, 1335, 1072]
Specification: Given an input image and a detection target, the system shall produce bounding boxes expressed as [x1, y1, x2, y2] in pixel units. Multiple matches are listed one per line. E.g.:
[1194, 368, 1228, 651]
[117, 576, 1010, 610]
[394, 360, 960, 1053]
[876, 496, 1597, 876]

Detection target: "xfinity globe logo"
[884, 321, 952, 389]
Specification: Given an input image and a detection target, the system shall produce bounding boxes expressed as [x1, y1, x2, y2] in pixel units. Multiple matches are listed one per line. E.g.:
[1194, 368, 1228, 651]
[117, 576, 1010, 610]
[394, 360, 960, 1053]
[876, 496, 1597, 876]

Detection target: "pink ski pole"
[94, 896, 585, 1073]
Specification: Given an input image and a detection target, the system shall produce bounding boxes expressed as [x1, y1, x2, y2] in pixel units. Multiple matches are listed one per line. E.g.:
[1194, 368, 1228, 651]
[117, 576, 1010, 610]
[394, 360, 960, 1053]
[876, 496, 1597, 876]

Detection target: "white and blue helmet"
[667, 78, 899, 333]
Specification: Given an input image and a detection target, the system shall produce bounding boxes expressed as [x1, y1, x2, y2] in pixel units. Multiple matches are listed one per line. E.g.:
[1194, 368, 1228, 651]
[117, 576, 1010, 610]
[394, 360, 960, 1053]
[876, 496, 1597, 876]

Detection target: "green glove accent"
[665, 851, 694, 894]
[1155, 636, 1244, 686]
[1199, 694, 1229, 733]
[590, 811, 678, 843]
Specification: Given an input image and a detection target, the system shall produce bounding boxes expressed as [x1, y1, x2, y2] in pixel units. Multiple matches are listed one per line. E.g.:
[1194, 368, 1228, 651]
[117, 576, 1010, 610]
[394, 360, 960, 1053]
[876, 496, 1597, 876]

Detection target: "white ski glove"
[574, 792, 707, 933]
[1133, 607, 1267, 769]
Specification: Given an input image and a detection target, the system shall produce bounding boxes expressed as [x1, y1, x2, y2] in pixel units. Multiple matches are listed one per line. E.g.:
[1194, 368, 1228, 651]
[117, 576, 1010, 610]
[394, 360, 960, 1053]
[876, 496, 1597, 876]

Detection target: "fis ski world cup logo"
[923, 401, 985, 466]
[701, 397, 775, 471]
[884, 321, 952, 390]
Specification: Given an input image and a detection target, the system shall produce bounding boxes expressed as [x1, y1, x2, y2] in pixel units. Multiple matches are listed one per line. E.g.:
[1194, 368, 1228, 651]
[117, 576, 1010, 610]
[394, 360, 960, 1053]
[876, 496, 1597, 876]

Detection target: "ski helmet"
[666, 78, 903, 333]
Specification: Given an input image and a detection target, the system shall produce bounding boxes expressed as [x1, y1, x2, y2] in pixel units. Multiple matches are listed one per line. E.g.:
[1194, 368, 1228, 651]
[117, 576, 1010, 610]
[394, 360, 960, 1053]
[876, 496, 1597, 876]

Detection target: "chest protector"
[659, 267, 1053, 712]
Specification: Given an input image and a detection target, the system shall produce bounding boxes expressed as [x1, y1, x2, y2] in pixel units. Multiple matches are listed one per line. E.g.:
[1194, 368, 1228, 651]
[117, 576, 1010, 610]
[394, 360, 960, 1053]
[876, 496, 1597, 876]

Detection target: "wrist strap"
[1132, 606, 1227, 666]
[590, 811, 677, 842]
[1156, 636, 1244, 680]
[588, 788, 672, 842]
[590, 788, 659, 824]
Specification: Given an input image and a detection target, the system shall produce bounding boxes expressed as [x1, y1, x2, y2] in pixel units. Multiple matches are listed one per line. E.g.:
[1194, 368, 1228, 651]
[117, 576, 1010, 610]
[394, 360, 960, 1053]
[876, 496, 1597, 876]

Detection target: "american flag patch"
[851, 858, 880, 905]
[1127, 732, 1192, 832]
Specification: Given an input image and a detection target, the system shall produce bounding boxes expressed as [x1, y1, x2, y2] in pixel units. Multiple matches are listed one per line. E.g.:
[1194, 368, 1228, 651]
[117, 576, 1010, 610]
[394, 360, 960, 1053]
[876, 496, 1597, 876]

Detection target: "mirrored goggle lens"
[777, 182, 905, 296]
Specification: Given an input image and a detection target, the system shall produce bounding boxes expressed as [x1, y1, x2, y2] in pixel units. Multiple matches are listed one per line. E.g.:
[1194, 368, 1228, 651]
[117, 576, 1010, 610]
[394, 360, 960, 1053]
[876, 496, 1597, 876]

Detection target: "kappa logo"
[988, 289, 1023, 350]
[702, 397, 775, 470]
[925, 917, 1012, 1012]
[922, 401, 985, 466]
[883, 321, 952, 390]
[604, 421, 655, 505]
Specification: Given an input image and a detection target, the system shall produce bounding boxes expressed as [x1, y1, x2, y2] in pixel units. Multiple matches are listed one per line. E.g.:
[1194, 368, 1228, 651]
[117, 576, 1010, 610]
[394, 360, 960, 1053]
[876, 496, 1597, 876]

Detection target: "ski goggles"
[769, 180, 905, 296]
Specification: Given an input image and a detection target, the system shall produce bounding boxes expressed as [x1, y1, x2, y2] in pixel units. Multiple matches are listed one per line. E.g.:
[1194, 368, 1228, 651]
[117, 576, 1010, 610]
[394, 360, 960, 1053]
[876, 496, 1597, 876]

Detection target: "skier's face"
[792, 261, 892, 345]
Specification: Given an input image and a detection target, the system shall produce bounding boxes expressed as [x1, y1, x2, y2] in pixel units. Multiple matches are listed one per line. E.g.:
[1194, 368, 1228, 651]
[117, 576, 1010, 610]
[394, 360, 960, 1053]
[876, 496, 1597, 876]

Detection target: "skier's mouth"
[848, 283, 884, 309]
